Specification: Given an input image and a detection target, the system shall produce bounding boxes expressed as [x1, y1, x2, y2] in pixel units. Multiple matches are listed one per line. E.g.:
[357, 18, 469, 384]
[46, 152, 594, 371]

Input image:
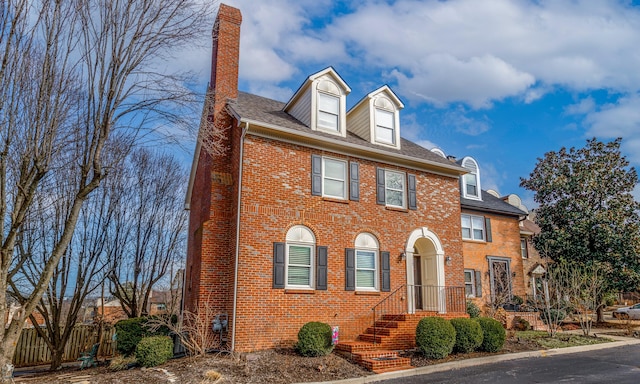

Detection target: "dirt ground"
[14, 321, 638, 384]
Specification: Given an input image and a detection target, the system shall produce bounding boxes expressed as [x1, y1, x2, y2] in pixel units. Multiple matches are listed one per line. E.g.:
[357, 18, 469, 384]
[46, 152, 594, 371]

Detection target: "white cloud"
[442, 108, 492, 136]
[225, 0, 640, 108]
[565, 97, 596, 116]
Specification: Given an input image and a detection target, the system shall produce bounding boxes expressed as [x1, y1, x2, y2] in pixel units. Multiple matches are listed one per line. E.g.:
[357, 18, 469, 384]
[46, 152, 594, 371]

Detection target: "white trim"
[321, 157, 347, 200]
[231, 122, 248, 351]
[384, 169, 407, 209]
[461, 213, 485, 241]
[405, 227, 445, 314]
[461, 156, 481, 200]
[239, 119, 467, 177]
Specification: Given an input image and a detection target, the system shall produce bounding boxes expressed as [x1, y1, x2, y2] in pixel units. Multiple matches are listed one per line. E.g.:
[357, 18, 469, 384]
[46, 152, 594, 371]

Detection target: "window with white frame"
[461, 214, 485, 241]
[285, 226, 315, 288]
[464, 269, 476, 297]
[317, 92, 339, 131]
[385, 170, 406, 208]
[520, 237, 528, 259]
[355, 233, 379, 290]
[374, 108, 395, 145]
[322, 157, 347, 199]
[462, 158, 480, 199]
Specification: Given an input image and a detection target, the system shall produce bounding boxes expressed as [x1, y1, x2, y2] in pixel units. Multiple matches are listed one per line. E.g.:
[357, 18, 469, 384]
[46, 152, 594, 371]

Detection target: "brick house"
[446, 155, 528, 312]
[184, 4, 471, 359]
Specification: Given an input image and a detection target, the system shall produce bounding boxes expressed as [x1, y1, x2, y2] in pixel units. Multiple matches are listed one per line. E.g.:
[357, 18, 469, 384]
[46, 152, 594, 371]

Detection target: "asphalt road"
[379, 344, 640, 384]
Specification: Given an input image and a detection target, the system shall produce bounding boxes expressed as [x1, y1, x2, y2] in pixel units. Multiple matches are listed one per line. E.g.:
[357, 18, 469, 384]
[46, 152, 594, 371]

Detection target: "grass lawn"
[516, 331, 613, 349]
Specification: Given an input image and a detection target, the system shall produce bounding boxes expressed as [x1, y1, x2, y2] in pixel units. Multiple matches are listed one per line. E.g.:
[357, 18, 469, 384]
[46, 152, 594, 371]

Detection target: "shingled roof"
[227, 91, 464, 172]
[461, 190, 527, 217]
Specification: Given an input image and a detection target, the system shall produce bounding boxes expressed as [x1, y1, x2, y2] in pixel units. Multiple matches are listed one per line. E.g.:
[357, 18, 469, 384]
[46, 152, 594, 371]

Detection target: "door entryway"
[405, 227, 446, 314]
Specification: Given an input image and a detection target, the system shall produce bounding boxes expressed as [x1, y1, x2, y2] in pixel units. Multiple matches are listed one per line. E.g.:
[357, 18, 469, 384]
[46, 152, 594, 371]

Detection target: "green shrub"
[466, 300, 481, 318]
[295, 322, 333, 357]
[450, 318, 483, 353]
[115, 317, 149, 356]
[114, 316, 172, 356]
[135, 336, 173, 367]
[475, 317, 506, 352]
[415, 317, 456, 359]
[511, 295, 524, 305]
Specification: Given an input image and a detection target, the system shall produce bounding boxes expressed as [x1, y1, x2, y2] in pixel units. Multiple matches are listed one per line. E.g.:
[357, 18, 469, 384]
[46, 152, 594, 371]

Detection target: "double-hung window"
[374, 108, 395, 145]
[356, 250, 377, 290]
[322, 158, 347, 199]
[461, 214, 485, 241]
[287, 244, 313, 288]
[317, 92, 339, 131]
[385, 170, 406, 208]
[464, 269, 476, 297]
[520, 238, 528, 259]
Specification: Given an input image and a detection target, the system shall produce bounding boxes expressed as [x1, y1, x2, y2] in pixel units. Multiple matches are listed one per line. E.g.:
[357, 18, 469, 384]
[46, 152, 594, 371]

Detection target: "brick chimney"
[210, 4, 242, 114]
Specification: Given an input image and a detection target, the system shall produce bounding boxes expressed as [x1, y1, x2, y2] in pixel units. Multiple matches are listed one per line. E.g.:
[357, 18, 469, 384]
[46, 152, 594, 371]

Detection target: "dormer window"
[374, 108, 395, 145]
[283, 67, 350, 137]
[318, 92, 339, 131]
[346, 85, 403, 150]
[462, 157, 481, 200]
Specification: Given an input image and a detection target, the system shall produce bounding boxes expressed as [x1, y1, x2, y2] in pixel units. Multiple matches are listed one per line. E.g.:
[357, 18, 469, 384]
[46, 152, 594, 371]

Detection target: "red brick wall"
[462, 210, 526, 313]
[229, 135, 464, 351]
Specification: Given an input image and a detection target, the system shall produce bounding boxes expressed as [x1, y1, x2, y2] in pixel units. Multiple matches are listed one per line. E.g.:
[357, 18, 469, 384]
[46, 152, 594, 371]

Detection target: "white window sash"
[461, 214, 485, 241]
[355, 249, 378, 290]
[322, 158, 347, 199]
[375, 109, 395, 144]
[318, 93, 339, 131]
[384, 170, 406, 208]
[286, 244, 314, 288]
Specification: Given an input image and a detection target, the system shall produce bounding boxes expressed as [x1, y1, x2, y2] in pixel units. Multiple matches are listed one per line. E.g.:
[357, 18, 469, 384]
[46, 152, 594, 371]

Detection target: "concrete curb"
[300, 334, 640, 384]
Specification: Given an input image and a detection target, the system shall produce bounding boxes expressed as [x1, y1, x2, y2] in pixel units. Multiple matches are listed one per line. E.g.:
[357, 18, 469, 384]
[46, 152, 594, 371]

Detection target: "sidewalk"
[300, 328, 640, 384]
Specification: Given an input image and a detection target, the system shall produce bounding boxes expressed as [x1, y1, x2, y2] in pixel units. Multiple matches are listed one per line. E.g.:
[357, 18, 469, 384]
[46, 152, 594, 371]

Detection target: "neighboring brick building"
[185, 4, 472, 353]
[502, 195, 548, 301]
[441, 155, 528, 313]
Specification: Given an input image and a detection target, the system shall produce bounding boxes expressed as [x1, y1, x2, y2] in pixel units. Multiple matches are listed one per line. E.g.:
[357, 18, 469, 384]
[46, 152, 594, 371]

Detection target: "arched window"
[317, 80, 340, 132]
[354, 233, 379, 290]
[462, 157, 481, 199]
[373, 96, 396, 145]
[285, 225, 316, 288]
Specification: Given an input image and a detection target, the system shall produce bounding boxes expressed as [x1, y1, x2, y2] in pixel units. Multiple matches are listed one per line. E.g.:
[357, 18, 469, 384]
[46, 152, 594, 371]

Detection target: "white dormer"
[283, 67, 350, 137]
[431, 148, 446, 158]
[346, 85, 404, 150]
[460, 156, 481, 200]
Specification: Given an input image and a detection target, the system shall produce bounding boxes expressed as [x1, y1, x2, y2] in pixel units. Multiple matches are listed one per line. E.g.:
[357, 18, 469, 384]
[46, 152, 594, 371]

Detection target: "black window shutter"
[273, 242, 285, 289]
[381, 251, 391, 292]
[349, 162, 360, 201]
[474, 270, 482, 297]
[311, 155, 322, 196]
[407, 174, 417, 210]
[376, 167, 386, 205]
[316, 246, 328, 290]
[345, 248, 355, 291]
[485, 217, 492, 242]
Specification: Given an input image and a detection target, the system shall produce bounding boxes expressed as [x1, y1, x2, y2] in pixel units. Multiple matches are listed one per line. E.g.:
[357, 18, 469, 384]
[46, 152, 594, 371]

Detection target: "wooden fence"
[12, 325, 116, 368]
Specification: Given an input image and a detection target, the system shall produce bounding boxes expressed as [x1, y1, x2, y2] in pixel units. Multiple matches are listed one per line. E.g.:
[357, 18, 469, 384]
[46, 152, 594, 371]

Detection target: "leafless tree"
[564, 262, 607, 336]
[0, 0, 211, 377]
[108, 149, 188, 318]
[9, 147, 128, 370]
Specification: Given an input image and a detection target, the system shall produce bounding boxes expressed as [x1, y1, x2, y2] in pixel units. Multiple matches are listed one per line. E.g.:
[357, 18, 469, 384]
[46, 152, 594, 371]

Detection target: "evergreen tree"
[521, 138, 640, 320]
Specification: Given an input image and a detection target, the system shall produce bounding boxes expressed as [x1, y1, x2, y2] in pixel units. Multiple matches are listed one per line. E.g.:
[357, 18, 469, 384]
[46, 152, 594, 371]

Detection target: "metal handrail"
[370, 284, 467, 345]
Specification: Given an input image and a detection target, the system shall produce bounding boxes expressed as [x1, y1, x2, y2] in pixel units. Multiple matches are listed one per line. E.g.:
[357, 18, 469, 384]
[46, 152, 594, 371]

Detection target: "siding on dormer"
[287, 87, 312, 127]
[346, 101, 371, 141]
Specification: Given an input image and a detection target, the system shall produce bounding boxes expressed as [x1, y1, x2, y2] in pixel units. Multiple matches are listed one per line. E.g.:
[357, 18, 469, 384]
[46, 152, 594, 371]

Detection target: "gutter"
[231, 121, 248, 351]
[235, 117, 467, 177]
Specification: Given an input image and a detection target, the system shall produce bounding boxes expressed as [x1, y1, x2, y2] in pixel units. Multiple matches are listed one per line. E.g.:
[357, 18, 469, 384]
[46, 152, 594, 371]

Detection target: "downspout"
[231, 121, 248, 351]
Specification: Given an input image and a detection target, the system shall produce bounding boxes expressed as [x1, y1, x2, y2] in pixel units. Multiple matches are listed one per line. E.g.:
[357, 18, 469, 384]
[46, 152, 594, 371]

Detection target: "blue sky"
[176, 0, 640, 208]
